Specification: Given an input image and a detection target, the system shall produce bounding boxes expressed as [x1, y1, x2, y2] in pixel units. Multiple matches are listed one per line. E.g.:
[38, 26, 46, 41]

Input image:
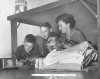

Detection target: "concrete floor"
[0, 69, 99, 79]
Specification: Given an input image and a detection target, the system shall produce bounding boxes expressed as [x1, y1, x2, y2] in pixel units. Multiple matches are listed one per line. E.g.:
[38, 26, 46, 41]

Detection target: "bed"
[35, 41, 98, 71]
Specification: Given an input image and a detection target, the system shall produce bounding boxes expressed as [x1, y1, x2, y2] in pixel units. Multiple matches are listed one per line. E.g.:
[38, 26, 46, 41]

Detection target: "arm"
[15, 47, 22, 61]
[15, 45, 26, 61]
[75, 28, 87, 43]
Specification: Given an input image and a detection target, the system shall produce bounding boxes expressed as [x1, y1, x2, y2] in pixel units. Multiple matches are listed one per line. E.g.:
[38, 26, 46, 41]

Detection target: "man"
[36, 22, 52, 57]
[15, 34, 41, 68]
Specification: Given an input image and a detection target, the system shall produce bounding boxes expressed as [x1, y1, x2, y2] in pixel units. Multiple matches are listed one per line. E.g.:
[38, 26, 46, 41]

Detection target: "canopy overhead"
[7, 0, 98, 44]
[7, 0, 70, 25]
[7, 0, 97, 26]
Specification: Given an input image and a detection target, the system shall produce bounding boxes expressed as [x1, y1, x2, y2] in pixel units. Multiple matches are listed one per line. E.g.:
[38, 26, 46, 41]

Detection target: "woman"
[55, 13, 87, 44]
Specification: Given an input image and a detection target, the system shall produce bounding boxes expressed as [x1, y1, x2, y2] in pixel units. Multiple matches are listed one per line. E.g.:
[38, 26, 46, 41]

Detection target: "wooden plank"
[7, 1, 59, 21]
[7, 0, 72, 21]
[80, 0, 97, 18]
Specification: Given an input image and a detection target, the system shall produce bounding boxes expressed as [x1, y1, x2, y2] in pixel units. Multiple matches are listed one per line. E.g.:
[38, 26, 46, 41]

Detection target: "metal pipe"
[80, 0, 97, 18]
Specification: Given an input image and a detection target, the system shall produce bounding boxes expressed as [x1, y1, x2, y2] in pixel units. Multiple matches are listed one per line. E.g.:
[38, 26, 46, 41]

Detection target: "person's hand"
[16, 60, 23, 67]
[64, 44, 70, 49]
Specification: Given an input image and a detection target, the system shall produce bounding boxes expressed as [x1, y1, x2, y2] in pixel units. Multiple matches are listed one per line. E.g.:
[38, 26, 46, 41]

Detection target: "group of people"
[15, 13, 87, 69]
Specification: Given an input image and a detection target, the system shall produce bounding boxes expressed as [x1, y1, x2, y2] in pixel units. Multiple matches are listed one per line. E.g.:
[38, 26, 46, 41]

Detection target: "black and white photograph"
[0, 0, 99, 79]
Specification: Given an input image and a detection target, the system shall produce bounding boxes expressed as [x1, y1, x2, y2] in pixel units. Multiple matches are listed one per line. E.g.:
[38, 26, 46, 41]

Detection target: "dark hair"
[25, 34, 36, 43]
[49, 32, 59, 37]
[49, 32, 60, 40]
[41, 22, 52, 29]
[56, 13, 76, 29]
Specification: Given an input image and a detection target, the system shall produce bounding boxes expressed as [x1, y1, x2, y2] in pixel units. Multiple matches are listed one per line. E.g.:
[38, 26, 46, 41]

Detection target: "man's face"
[58, 20, 70, 34]
[40, 27, 49, 39]
[24, 41, 33, 52]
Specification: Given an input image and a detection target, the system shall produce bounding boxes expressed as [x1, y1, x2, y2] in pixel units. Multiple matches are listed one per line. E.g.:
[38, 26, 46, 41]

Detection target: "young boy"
[36, 22, 52, 57]
[47, 32, 74, 52]
[15, 34, 41, 69]
[47, 32, 66, 52]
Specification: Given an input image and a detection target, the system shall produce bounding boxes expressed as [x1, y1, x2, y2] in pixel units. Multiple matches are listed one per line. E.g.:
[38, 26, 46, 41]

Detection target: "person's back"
[70, 28, 87, 43]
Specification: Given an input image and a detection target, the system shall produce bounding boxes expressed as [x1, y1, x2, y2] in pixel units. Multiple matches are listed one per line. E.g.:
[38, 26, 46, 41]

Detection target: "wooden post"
[11, 20, 17, 66]
[97, 0, 100, 69]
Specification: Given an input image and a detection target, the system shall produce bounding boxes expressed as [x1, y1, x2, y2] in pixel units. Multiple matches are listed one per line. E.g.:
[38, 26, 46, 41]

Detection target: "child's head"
[24, 34, 36, 52]
[47, 32, 64, 51]
[40, 22, 52, 39]
[47, 32, 59, 51]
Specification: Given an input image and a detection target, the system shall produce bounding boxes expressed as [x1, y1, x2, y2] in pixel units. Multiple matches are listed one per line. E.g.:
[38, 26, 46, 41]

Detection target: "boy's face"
[24, 41, 34, 52]
[47, 37, 56, 51]
[40, 27, 50, 39]
[58, 20, 70, 34]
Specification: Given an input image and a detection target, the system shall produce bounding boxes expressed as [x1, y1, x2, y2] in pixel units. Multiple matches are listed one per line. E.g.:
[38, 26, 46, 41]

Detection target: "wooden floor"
[0, 69, 99, 79]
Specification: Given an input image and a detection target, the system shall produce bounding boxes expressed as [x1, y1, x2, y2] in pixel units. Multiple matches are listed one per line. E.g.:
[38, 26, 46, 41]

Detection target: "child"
[15, 34, 41, 69]
[47, 32, 68, 52]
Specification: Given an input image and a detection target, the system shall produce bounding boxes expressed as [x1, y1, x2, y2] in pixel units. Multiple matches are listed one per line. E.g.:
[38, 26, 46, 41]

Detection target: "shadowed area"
[0, 69, 99, 79]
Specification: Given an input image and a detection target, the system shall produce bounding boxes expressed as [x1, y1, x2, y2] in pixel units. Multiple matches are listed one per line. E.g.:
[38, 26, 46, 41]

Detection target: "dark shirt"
[36, 36, 49, 57]
[60, 28, 87, 44]
[70, 29, 87, 43]
[15, 44, 41, 61]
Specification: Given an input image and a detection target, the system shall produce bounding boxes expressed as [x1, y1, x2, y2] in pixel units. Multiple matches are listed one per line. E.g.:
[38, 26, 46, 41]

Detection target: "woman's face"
[58, 20, 70, 34]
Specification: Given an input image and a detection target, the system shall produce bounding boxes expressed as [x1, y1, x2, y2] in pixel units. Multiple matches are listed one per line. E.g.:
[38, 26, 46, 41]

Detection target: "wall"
[0, 0, 15, 58]
[17, 24, 40, 46]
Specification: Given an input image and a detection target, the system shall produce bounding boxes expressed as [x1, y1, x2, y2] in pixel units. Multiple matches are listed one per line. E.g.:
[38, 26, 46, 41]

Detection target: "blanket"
[35, 41, 98, 70]
[43, 41, 88, 66]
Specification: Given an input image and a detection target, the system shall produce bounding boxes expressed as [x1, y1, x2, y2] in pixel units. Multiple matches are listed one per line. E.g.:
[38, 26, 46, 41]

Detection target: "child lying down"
[35, 41, 96, 69]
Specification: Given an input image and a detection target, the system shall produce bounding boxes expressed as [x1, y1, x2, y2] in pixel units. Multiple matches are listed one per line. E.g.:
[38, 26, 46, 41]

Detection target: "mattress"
[39, 63, 82, 71]
[35, 58, 82, 71]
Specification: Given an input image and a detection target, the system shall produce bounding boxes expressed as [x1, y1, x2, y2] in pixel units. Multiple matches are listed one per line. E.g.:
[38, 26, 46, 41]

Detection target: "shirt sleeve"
[35, 44, 42, 57]
[35, 36, 44, 56]
[15, 46, 23, 61]
[71, 29, 87, 43]
[35, 36, 49, 57]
